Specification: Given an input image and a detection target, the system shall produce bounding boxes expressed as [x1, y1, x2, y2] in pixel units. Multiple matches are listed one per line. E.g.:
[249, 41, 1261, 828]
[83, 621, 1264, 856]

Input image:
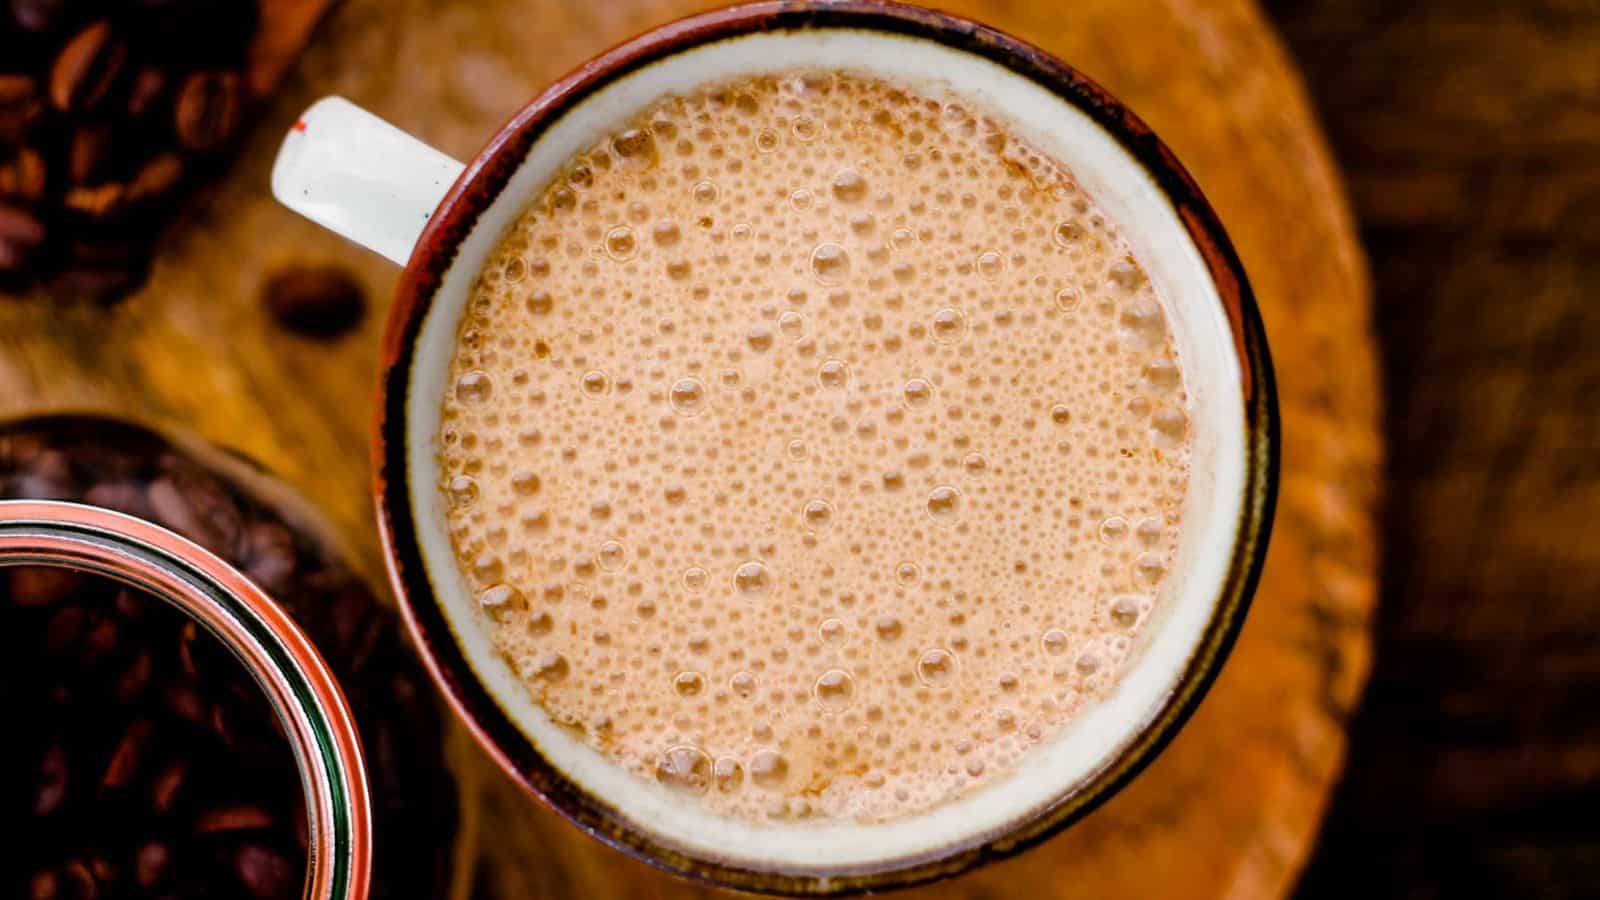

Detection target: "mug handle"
[271, 97, 466, 265]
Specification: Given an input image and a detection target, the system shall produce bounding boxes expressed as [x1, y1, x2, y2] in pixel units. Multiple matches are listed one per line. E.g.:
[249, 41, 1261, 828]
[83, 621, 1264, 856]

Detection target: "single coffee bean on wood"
[0, 415, 460, 899]
[261, 263, 367, 339]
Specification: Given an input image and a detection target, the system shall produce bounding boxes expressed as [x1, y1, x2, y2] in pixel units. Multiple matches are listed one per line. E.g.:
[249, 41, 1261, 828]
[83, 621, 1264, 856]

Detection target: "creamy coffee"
[437, 70, 1191, 823]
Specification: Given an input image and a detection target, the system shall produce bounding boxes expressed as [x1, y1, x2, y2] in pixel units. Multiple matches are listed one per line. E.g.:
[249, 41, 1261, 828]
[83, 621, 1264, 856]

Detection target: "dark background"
[1260, 0, 1600, 896]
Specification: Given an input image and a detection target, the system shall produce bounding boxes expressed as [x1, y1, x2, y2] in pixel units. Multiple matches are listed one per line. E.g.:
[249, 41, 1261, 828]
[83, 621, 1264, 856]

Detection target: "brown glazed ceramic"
[372, 1, 1279, 894]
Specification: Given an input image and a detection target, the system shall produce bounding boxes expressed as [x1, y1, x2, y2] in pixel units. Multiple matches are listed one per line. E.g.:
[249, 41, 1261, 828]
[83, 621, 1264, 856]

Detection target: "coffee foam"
[440, 69, 1190, 825]
[405, 29, 1246, 873]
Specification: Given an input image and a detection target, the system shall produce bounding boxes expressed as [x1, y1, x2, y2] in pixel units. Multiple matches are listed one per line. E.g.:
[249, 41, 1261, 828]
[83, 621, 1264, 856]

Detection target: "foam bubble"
[811, 243, 851, 284]
[657, 745, 713, 794]
[670, 378, 708, 416]
[926, 485, 962, 522]
[456, 371, 492, 404]
[813, 669, 856, 707]
[734, 561, 773, 597]
[916, 648, 958, 685]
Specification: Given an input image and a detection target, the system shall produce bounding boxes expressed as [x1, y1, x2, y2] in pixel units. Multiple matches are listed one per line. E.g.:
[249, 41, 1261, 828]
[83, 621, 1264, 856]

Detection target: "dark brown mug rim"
[373, 1, 1280, 894]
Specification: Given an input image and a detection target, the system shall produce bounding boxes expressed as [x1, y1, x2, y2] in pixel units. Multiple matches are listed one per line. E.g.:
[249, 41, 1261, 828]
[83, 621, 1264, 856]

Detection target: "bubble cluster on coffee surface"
[438, 71, 1192, 823]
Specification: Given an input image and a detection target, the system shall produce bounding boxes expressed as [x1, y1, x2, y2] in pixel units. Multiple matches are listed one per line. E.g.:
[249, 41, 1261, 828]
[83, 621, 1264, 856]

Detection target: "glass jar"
[0, 415, 462, 899]
[0, 501, 371, 899]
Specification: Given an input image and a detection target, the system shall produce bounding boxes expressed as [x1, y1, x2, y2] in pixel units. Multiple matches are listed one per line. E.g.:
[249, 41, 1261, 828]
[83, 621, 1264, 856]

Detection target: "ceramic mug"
[272, 1, 1278, 892]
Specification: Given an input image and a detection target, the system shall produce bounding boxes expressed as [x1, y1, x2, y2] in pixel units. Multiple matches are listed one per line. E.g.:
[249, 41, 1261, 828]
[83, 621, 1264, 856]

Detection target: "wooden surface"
[0, 0, 1381, 897]
[1261, 1, 1600, 897]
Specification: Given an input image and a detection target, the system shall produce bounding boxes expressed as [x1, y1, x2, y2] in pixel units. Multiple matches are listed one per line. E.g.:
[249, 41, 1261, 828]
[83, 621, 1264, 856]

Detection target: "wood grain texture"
[1265, 0, 1600, 896]
[0, 1, 1380, 897]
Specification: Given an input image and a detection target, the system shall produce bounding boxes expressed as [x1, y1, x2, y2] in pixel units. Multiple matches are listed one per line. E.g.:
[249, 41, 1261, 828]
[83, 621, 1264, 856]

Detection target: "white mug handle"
[271, 97, 466, 266]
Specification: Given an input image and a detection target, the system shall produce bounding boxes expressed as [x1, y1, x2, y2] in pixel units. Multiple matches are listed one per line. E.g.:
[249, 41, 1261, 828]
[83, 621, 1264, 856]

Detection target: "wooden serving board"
[0, 0, 1381, 897]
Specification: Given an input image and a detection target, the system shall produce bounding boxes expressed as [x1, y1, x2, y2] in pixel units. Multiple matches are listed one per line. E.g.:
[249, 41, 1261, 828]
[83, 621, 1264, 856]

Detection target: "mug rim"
[373, 1, 1279, 894]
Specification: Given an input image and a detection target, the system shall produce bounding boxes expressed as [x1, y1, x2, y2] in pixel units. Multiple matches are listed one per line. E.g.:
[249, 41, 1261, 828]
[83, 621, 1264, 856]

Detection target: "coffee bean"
[134, 842, 169, 888]
[8, 566, 83, 606]
[0, 240, 27, 273]
[62, 182, 125, 221]
[116, 650, 153, 701]
[0, 147, 49, 204]
[0, 74, 44, 142]
[149, 760, 186, 814]
[102, 720, 152, 788]
[209, 699, 237, 747]
[10, 0, 73, 33]
[147, 471, 243, 556]
[50, 21, 129, 114]
[60, 861, 95, 899]
[112, 587, 146, 619]
[87, 856, 116, 884]
[27, 451, 74, 493]
[261, 263, 367, 339]
[163, 682, 206, 724]
[127, 152, 183, 207]
[79, 616, 117, 665]
[33, 744, 68, 815]
[0, 203, 47, 269]
[12, 446, 72, 498]
[68, 126, 113, 183]
[235, 844, 295, 899]
[173, 70, 242, 152]
[241, 520, 297, 594]
[0, 238, 32, 273]
[44, 603, 86, 650]
[28, 869, 59, 900]
[82, 480, 152, 518]
[0, 202, 46, 241]
[123, 66, 168, 118]
[195, 804, 276, 833]
[174, 622, 198, 678]
[0, 202, 45, 257]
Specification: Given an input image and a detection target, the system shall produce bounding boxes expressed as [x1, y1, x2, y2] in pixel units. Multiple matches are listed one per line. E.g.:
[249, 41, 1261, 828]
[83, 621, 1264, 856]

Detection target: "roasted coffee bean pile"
[3, 566, 309, 898]
[1, 416, 459, 899]
[0, 0, 261, 301]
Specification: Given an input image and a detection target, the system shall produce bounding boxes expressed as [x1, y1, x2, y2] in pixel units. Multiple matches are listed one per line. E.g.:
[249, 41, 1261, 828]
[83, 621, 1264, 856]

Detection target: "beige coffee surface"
[438, 71, 1191, 823]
